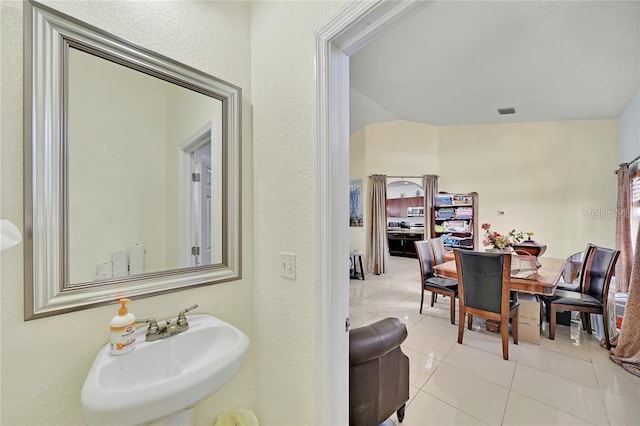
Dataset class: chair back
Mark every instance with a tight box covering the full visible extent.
[572,243,597,286]
[455,250,511,314]
[430,237,447,265]
[415,240,435,278]
[582,246,619,302]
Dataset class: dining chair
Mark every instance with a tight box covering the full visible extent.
[557,243,596,292]
[543,245,619,348]
[454,249,519,360]
[430,237,449,266]
[541,244,596,329]
[415,240,458,324]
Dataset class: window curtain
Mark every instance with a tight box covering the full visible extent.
[616,163,632,293]
[367,175,388,274]
[422,175,438,240]
[610,220,640,376]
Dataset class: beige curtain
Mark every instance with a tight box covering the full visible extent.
[616,163,632,293]
[422,175,438,240]
[367,175,388,274]
[610,220,640,376]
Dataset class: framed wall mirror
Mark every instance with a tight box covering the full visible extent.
[24,1,242,320]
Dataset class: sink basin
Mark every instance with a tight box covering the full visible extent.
[81,314,249,425]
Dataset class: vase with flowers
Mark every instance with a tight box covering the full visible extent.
[481,223,533,252]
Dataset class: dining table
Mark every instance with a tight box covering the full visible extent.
[433,255,566,296]
[433,254,566,340]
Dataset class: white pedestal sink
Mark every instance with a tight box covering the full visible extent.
[81,314,249,426]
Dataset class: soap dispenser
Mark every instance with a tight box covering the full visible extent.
[110,298,136,355]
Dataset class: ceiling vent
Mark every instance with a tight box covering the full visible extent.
[498,107,516,115]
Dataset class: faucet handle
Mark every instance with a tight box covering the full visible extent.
[136,318,162,340]
[178,304,198,318]
[176,304,198,329]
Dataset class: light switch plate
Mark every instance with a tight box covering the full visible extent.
[281,252,296,280]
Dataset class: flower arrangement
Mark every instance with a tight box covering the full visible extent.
[481,223,533,250]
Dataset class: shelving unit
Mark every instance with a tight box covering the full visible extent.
[432,192,478,250]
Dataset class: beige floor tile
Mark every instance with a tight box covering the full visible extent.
[511,364,608,425]
[502,391,597,425]
[443,343,516,389]
[516,344,598,388]
[366,289,413,306]
[349,294,396,314]
[382,305,427,328]
[403,390,488,425]
[457,326,522,362]
[412,315,459,340]
[602,389,640,426]
[593,360,640,400]
[403,327,456,361]
[348,306,376,327]
[403,347,440,389]
[422,363,509,425]
[349,281,384,299]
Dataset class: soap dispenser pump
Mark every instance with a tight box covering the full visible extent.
[110,298,136,355]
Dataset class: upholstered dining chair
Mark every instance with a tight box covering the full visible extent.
[415,240,458,324]
[430,237,449,266]
[454,249,519,360]
[542,244,596,327]
[543,245,619,348]
[557,243,596,292]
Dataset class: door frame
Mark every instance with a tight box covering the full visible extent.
[178,121,213,267]
[314,1,427,423]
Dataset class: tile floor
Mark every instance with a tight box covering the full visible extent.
[350,256,640,426]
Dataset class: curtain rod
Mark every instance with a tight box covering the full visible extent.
[614,155,640,174]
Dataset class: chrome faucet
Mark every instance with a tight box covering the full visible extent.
[136,304,199,342]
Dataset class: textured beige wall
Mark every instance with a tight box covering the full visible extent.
[0,1,254,425]
[365,120,440,176]
[250,1,349,424]
[439,120,618,258]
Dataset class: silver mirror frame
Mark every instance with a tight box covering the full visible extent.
[23,1,242,320]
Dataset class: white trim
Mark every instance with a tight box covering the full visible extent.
[178,121,213,268]
[314,1,428,423]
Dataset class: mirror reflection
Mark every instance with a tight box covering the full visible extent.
[67,48,223,285]
[25,0,241,319]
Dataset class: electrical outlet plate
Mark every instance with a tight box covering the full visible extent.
[281,252,296,280]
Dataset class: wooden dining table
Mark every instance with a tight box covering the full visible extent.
[433,256,566,296]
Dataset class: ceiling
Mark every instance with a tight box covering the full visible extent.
[349,1,640,133]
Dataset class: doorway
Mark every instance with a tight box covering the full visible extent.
[315,1,428,423]
[178,121,217,268]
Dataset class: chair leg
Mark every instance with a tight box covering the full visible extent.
[549,304,557,340]
[601,309,611,350]
[467,314,473,330]
[430,292,436,307]
[512,310,519,345]
[584,313,592,335]
[580,311,588,331]
[501,318,509,360]
[449,295,455,325]
[397,403,406,423]
[420,287,425,314]
[458,312,465,344]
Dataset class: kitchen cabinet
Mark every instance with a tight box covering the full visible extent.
[387,196,423,218]
[388,232,423,258]
[432,192,478,250]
